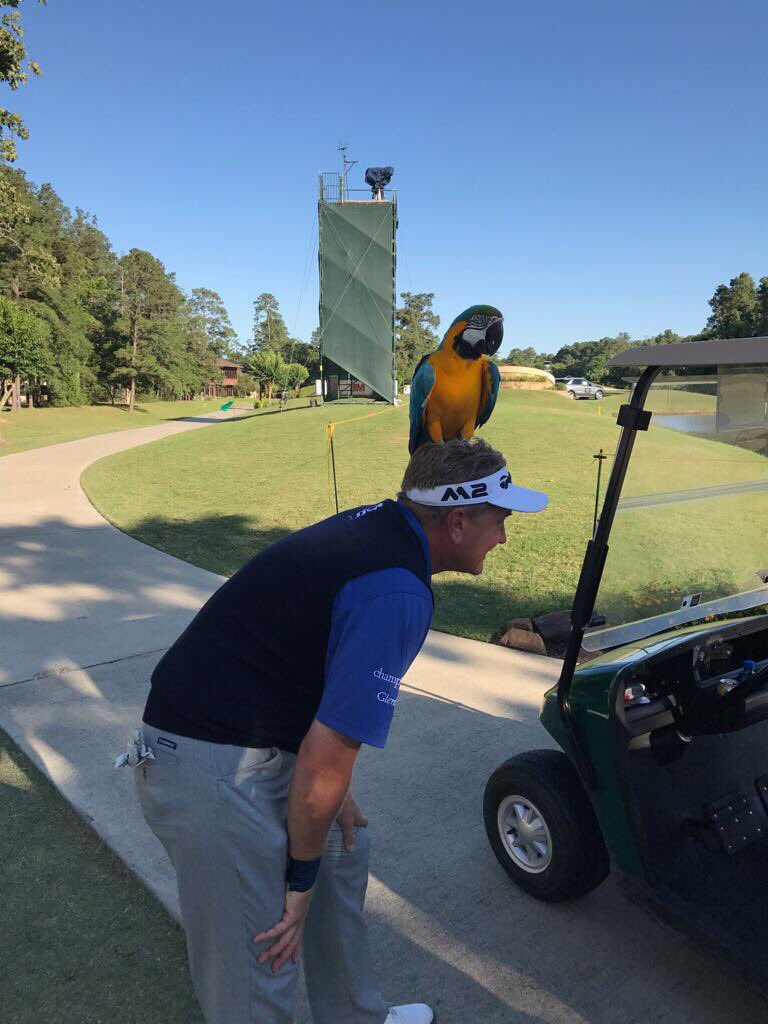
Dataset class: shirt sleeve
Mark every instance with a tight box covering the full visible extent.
[316,568,433,748]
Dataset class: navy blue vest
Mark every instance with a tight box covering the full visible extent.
[143,500,432,752]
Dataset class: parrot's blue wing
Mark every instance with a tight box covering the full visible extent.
[477,360,500,428]
[408,357,436,454]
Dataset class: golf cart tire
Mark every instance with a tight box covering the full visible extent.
[483,749,609,902]
[567,390,576,399]
[594,389,604,400]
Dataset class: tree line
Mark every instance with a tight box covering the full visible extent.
[392,277,768,390]
[3,167,764,408]
[142,269,768,401]
[0,163,330,411]
[504,272,768,388]
[0,164,247,409]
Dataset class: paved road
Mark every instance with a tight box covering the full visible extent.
[0,416,765,1023]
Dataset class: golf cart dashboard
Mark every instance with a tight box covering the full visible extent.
[617,620,768,740]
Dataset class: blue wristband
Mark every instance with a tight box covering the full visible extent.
[286,856,321,892]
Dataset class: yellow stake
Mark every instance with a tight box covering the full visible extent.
[324,405,401,509]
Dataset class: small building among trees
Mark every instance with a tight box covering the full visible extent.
[205,358,243,398]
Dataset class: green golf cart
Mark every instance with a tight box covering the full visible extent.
[484,337,768,982]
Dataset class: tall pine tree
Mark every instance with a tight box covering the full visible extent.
[114,249,186,411]
[189,287,239,358]
[251,292,289,353]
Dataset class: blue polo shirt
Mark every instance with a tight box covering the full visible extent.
[144,500,434,752]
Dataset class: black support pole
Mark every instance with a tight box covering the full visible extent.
[593,448,607,537]
[330,431,339,514]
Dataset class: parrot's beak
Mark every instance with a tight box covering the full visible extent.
[483,318,503,356]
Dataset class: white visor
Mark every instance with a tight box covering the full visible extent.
[406,467,548,513]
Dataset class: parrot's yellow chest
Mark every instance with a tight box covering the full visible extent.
[425,350,485,440]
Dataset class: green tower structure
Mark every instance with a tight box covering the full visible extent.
[318,172,397,403]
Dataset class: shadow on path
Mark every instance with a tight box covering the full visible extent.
[0,513,288,685]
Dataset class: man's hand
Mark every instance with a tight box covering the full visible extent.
[336,792,369,852]
[254,720,362,973]
[253,889,313,973]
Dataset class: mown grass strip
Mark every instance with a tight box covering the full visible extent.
[0,728,202,1024]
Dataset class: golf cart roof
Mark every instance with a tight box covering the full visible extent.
[609,336,768,368]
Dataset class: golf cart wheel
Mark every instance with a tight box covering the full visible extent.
[594,389,604,400]
[567,389,576,399]
[483,749,609,902]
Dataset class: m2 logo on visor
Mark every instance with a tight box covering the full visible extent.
[440,482,489,502]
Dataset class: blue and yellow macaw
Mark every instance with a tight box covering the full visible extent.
[408,304,503,454]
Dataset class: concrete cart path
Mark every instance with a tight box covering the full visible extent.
[1,418,766,1023]
[0,413,236,686]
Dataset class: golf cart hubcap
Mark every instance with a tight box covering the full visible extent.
[497,794,552,873]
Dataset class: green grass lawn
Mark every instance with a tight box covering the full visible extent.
[0,398,258,458]
[0,728,202,1024]
[82,388,768,641]
[83,389,750,642]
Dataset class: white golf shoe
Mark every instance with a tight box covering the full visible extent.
[384,1004,434,1024]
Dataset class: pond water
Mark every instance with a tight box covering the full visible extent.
[654,413,718,434]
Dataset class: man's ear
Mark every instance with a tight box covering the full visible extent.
[445,507,467,544]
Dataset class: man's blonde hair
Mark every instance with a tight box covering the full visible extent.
[398,438,506,523]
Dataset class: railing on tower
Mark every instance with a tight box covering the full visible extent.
[319,172,396,204]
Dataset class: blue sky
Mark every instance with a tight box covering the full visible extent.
[13,0,768,353]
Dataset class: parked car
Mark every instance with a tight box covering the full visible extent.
[556,376,604,400]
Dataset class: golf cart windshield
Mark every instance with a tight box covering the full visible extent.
[584,364,768,652]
